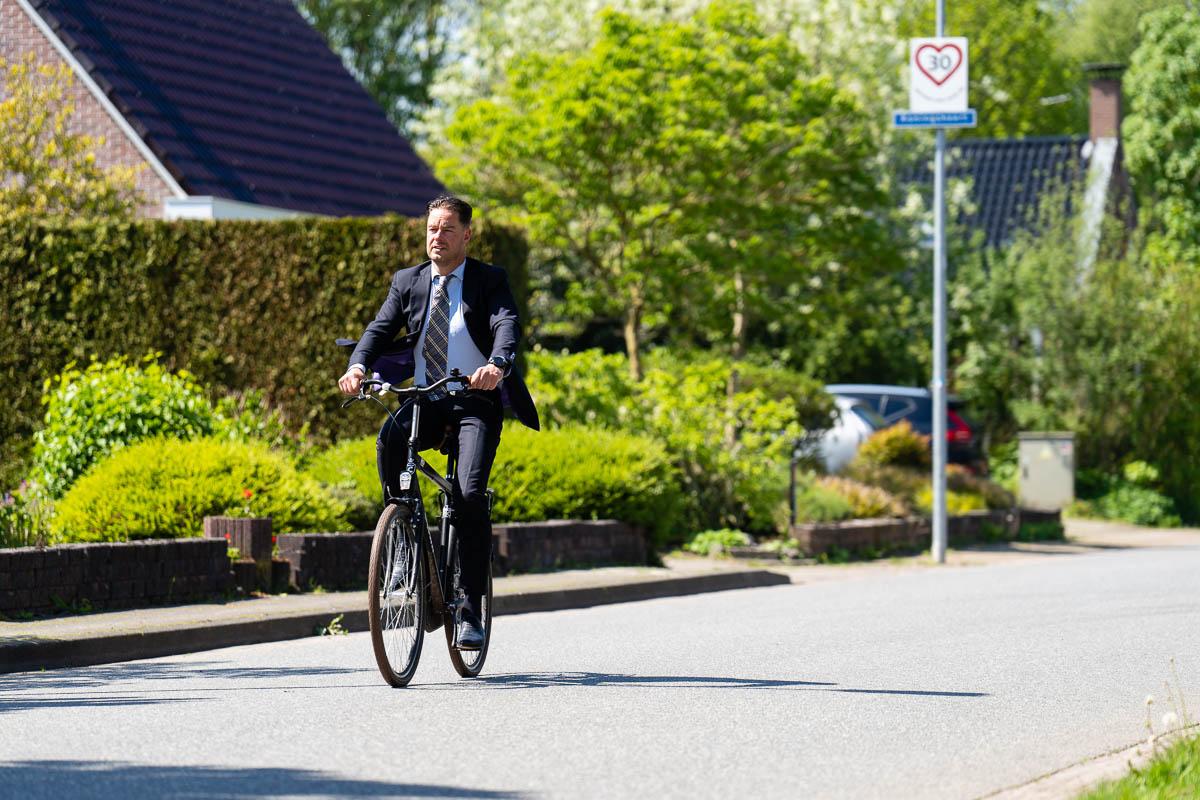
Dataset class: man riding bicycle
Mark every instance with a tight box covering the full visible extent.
[338,195,539,649]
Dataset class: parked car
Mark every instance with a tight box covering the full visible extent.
[815,395,887,473]
[825,384,986,472]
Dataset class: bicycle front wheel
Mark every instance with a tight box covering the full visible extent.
[367,503,426,687]
[445,550,493,678]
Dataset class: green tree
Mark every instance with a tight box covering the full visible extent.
[437,2,889,381]
[901,0,1085,138]
[1054,0,1179,67]
[0,55,141,219]
[296,0,449,135]
[1122,4,1200,256]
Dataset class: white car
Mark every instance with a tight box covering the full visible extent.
[816,395,886,473]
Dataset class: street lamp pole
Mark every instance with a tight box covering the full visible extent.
[931,0,948,564]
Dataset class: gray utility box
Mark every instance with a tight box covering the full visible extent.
[1018,432,1075,511]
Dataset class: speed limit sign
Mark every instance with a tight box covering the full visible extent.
[909,37,968,112]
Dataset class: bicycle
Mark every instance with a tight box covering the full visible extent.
[341,370,494,687]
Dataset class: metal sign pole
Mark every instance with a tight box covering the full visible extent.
[931,0,948,564]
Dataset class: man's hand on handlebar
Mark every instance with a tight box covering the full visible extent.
[338,365,366,395]
[469,363,504,391]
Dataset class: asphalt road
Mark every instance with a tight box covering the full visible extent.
[2,542,1199,799]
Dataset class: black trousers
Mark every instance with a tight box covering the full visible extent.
[377,390,502,612]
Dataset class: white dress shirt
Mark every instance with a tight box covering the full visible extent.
[414,261,487,386]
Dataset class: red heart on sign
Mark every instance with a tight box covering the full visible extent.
[915,43,963,86]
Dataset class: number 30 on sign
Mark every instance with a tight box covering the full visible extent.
[909,37,968,113]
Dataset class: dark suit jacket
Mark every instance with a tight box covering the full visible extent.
[347,257,540,430]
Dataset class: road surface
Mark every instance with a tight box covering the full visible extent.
[2,539,1198,798]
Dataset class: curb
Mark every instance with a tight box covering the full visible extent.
[0,568,789,674]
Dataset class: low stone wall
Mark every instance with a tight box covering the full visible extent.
[790,508,1055,557]
[274,519,647,590]
[0,519,650,615]
[0,539,230,615]
[494,520,646,574]
[276,532,374,592]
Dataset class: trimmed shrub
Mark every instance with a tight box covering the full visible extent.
[51,437,348,542]
[853,420,931,470]
[32,356,219,498]
[447,425,685,547]
[302,436,382,530]
[304,426,686,546]
[817,476,909,518]
[0,216,528,489]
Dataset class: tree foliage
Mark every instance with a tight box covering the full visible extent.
[0,55,141,219]
[900,0,1084,138]
[437,2,891,379]
[1054,0,1179,67]
[952,194,1200,522]
[1122,4,1200,256]
[296,0,450,135]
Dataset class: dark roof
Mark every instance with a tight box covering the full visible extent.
[910,135,1089,248]
[31,0,444,216]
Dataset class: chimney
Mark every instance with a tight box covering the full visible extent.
[1084,63,1124,141]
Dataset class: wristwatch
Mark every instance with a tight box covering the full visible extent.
[488,355,511,375]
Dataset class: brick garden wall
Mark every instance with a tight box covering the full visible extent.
[0,0,175,216]
[790,508,1062,557]
[0,538,230,615]
[276,520,648,591]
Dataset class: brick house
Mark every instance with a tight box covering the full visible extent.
[1,0,444,219]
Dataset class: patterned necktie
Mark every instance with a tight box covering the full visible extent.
[422,273,452,394]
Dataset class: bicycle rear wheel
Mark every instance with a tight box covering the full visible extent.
[367,503,426,687]
[445,547,492,678]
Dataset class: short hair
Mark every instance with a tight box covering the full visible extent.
[426,195,472,226]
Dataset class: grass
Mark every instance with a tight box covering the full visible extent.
[1079,731,1199,799]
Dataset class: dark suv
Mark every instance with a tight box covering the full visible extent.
[825,384,985,472]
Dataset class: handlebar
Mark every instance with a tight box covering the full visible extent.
[340,370,472,408]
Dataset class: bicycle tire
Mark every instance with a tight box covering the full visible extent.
[367,503,426,687]
[445,547,493,678]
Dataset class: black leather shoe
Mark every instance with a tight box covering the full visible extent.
[456,614,484,650]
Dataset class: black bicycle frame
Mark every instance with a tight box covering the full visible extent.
[396,397,461,613]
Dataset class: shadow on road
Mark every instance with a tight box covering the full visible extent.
[0,660,375,694]
[417,671,988,698]
[0,694,209,715]
[0,760,525,798]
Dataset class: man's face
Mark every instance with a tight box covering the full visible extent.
[426,207,471,267]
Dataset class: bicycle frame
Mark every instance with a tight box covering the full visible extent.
[394,397,462,616]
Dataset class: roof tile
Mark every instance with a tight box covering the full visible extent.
[31,0,444,216]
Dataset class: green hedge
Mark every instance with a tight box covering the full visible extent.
[304,425,686,546]
[51,437,348,542]
[0,216,528,489]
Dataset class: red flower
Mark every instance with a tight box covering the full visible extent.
[242,488,253,500]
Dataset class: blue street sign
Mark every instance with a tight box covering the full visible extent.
[893,109,977,129]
